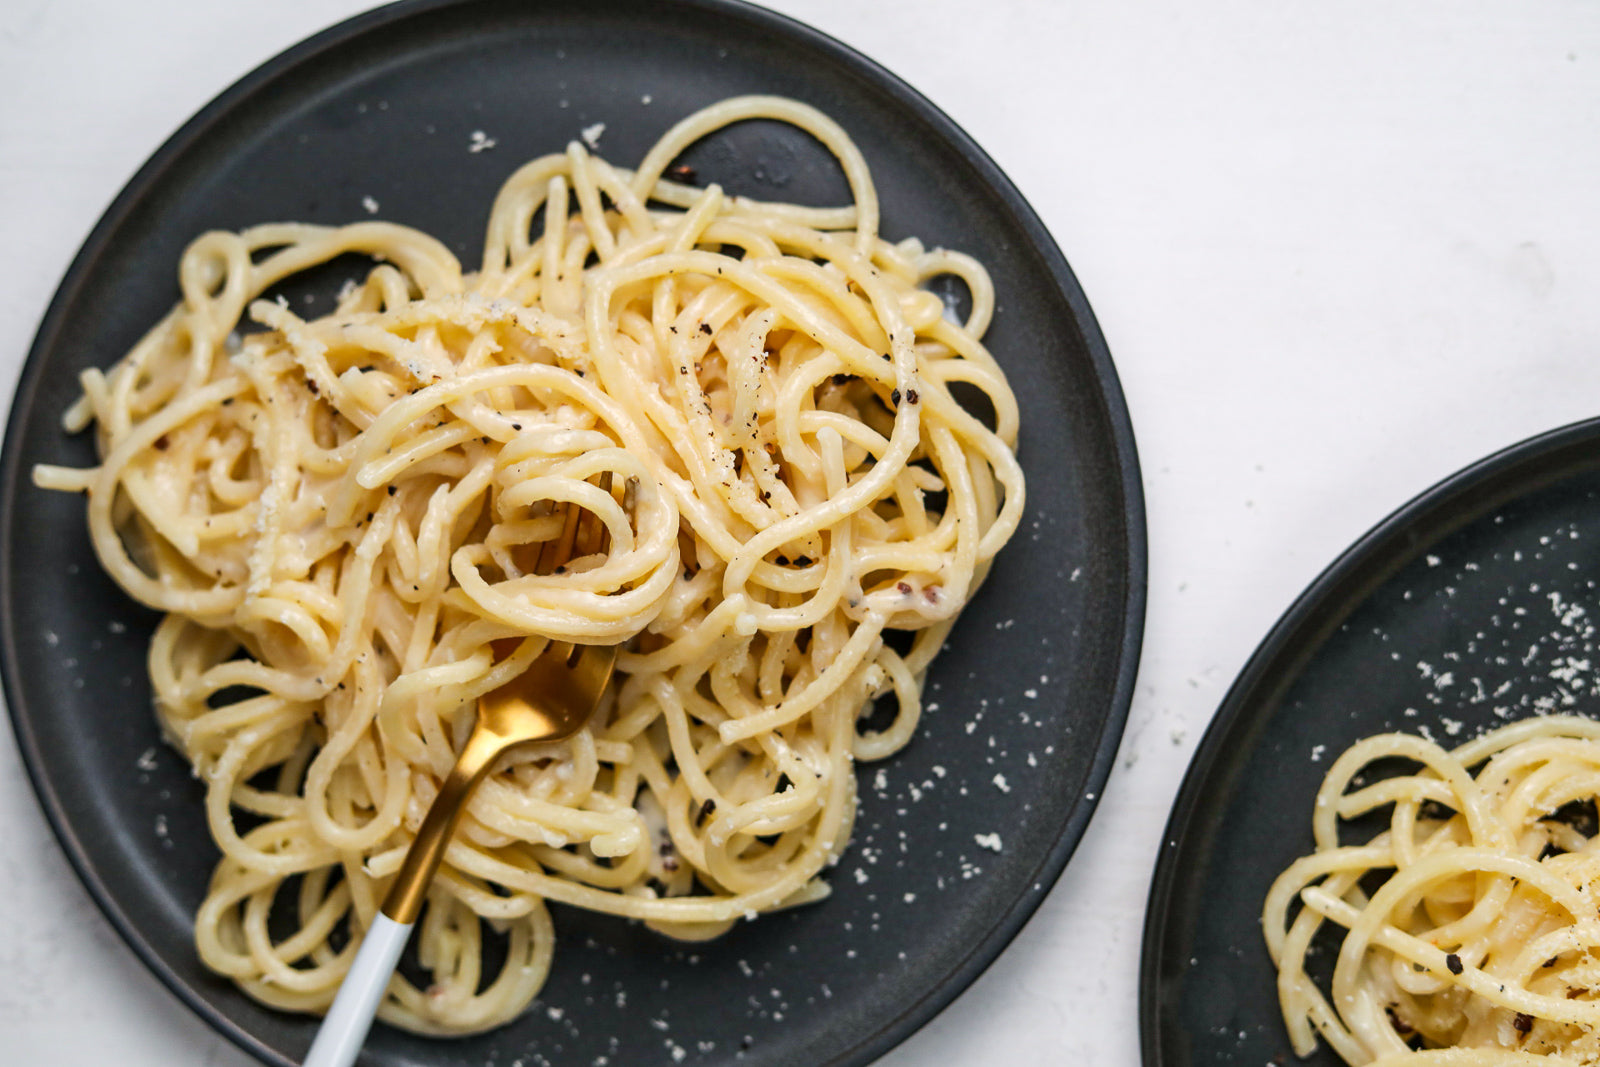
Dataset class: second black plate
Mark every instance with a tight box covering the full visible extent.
[1142,416,1600,1065]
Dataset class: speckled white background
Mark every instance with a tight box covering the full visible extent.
[4,1,1600,1063]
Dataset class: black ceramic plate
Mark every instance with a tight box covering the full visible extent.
[3,1,1143,1066]
[1139,416,1600,1066]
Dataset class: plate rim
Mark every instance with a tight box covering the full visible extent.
[2,1,1148,1064]
[1136,414,1600,1066]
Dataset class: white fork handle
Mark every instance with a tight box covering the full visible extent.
[302,913,413,1067]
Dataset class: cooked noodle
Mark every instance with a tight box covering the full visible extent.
[32,96,1024,1033]
[1265,715,1600,1065]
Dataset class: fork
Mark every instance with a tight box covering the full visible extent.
[303,481,620,1067]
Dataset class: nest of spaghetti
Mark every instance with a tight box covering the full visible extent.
[1265,715,1600,1065]
[33,96,1024,1034]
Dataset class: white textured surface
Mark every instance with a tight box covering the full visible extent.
[4,1,1600,1063]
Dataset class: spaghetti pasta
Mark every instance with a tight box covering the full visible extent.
[32,96,1024,1034]
[1265,715,1600,1065]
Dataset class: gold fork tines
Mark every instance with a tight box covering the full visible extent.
[380,475,620,925]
